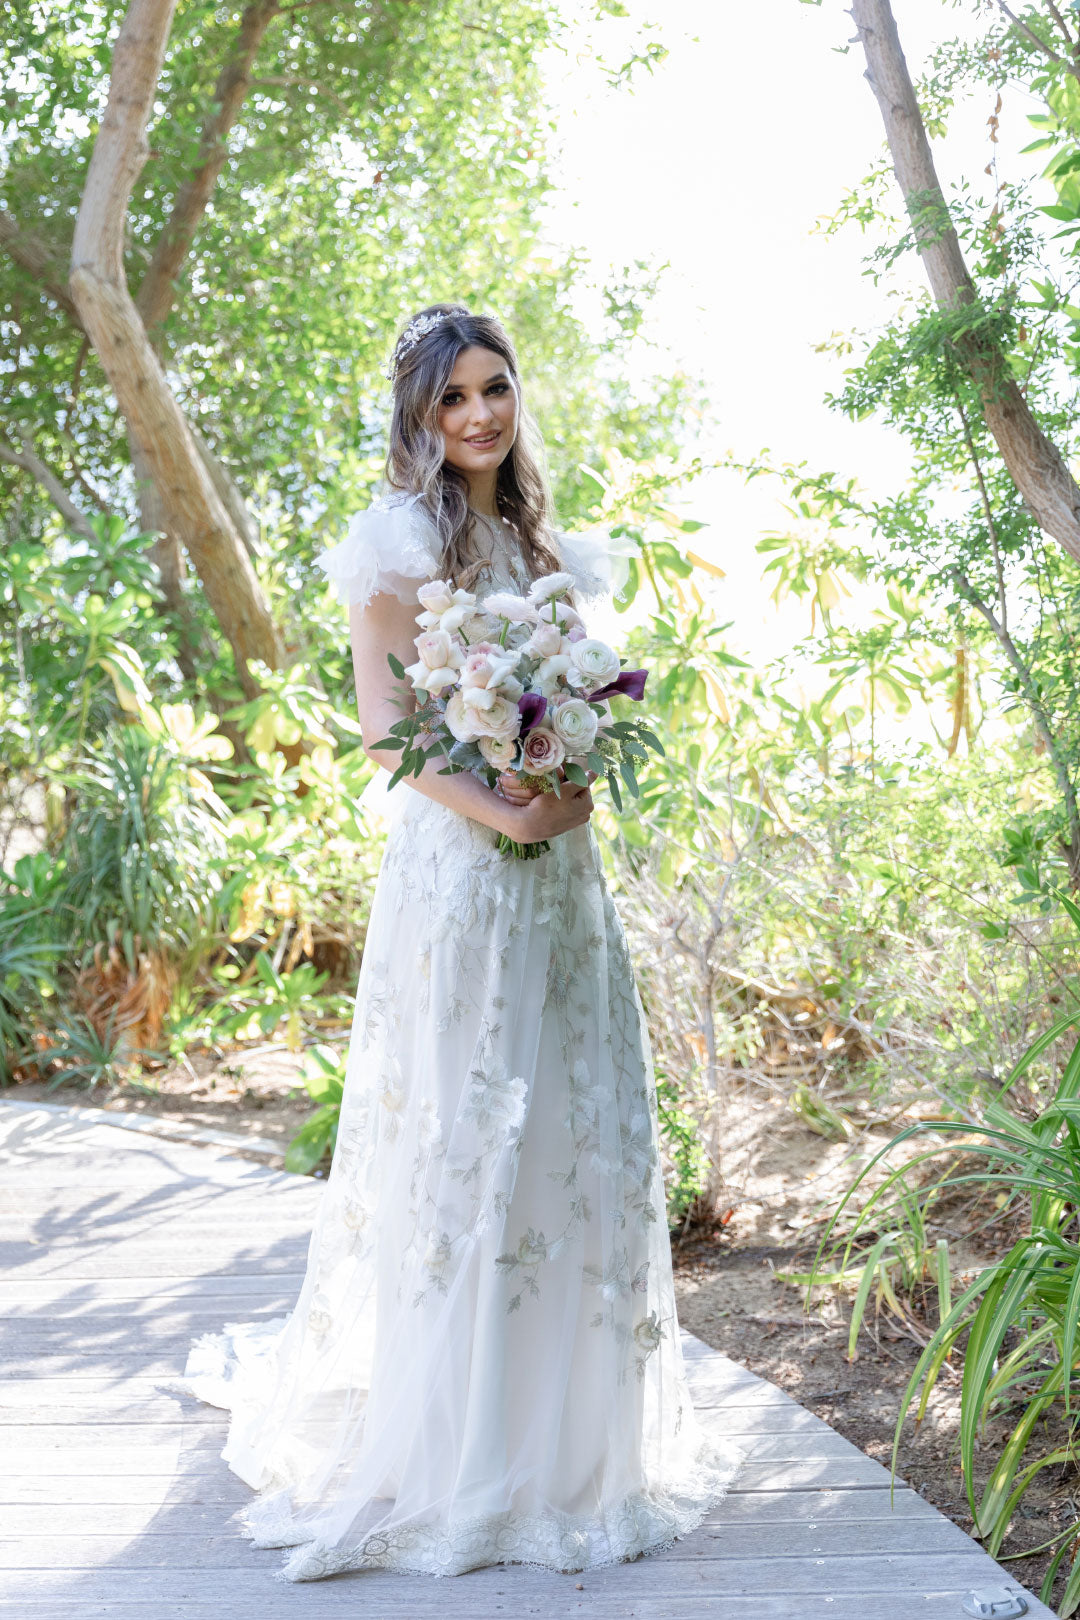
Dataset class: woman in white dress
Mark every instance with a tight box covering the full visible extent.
[178,304,743,1581]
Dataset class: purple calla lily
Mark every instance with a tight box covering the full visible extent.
[517,692,548,733]
[588,668,648,704]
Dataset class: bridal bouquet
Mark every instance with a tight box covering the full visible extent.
[371,569,664,859]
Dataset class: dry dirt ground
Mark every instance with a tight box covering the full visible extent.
[9,1059,1077,1608]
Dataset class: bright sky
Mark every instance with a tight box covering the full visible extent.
[542,0,1052,660]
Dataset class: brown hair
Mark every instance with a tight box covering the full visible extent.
[385,303,565,593]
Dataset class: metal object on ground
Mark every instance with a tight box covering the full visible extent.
[962,1590,1029,1619]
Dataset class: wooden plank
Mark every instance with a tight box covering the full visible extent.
[0,1552,1011,1596]
[0,1600,1048,1620]
[0,1495,938,1536]
[0,1276,306,1302]
[0,1511,978,1559]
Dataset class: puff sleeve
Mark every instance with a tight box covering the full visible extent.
[555,527,634,607]
[313,493,443,611]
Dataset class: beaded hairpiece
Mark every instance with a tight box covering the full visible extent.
[385,311,452,384]
[384,309,500,385]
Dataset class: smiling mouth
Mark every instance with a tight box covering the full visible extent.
[464,431,500,447]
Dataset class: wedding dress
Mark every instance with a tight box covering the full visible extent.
[176,491,743,1581]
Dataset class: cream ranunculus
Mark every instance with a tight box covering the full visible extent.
[444,690,482,742]
[461,684,498,711]
[526,571,575,605]
[521,726,565,774]
[482,591,538,624]
[470,695,522,743]
[535,652,572,697]
[477,734,518,770]
[549,697,598,753]
[568,637,620,690]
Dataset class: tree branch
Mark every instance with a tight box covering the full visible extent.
[135,0,282,331]
[1045,1,1075,48]
[851,0,1080,562]
[0,427,99,542]
[952,566,1080,878]
[996,1,1070,68]
[0,208,84,329]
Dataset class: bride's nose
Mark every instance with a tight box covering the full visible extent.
[466,393,496,428]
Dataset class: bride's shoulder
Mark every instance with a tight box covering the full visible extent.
[551,522,633,606]
[313,489,444,610]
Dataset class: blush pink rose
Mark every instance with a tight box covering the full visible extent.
[521,726,566,775]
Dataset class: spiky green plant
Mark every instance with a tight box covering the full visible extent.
[808,892,1080,1614]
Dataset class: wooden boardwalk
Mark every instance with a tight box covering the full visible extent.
[0,1100,1051,1619]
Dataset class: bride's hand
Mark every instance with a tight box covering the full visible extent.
[497,765,596,807]
[496,770,542,807]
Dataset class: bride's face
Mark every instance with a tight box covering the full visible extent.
[437,345,519,480]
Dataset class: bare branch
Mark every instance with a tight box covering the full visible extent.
[952,566,1080,879]
[996,1,1069,66]
[249,73,350,115]
[135,0,282,331]
[0,427,98,541]
[0,209,84,328]
[1045,1,1075,48]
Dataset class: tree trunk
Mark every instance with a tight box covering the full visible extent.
[850,0,1080,563]
[69,0,282,698]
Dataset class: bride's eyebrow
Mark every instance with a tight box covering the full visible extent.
[446,372,510,389]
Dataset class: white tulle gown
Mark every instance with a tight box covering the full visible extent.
[177,492,743,1581]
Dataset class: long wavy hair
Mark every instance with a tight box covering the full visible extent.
[384,303,566,594]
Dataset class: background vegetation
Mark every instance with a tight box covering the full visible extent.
[8,0,1080,1608]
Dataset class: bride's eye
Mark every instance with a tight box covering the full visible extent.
[487,383,509,395]
[441,390,463,406]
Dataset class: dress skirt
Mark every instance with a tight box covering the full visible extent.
[178,790,743,1580]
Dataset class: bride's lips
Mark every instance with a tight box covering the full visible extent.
[464,430,501,448]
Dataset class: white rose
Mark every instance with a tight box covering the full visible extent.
[417,579,456,614]
[527,571,576,604]
[522,620,564,659]
[478,734,518,770]
[416,630,455,670]
[549,697,598,753]
[568,637,620,689]
[470,695,522,742]
[460,642,521,693]
[500,674,524,701]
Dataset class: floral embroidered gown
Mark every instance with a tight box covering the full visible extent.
[177,492,743,1581]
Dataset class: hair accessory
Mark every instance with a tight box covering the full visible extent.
[385,311,453,383]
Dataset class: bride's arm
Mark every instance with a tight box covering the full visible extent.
[349,591,544,838]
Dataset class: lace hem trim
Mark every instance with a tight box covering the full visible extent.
[237,1443,746,1582]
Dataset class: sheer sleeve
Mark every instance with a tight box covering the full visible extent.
[313,493,443,611]
[555,527,633,607]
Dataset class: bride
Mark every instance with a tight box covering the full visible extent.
[177,303,743,1581]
